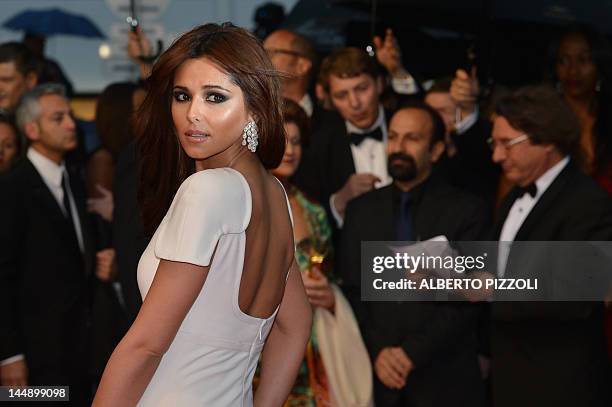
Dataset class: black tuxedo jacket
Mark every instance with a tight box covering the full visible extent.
[489,161,612,407]
[294,109,357,207]
[309,98,332,135]
[339,179,488,407]
[0,158,95,402]
[294,109,395,246]
[434,118,500,209]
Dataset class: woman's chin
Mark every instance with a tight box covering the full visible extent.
[271,164,296,179]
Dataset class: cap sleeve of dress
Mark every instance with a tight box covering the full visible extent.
[154,168,252,266]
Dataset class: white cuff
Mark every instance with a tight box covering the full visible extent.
[329,194,344,229]
[455,108,479,135]
[1,354,24,366]
[391,74,419,95]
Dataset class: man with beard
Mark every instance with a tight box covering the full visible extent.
[339,103,488,407]
[294,44,422,238]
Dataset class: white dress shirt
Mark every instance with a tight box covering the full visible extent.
[497,156,570,276]
[329,105,392,227]
[391,74,419,95]
[455,109,479,135]
[298,93,314,117]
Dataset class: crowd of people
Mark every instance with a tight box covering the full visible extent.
[0,15,611,407]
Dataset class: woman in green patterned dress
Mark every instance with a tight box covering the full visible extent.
[267,98,336,406]
[255,98,373,407]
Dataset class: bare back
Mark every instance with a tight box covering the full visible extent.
[233,162,295,319]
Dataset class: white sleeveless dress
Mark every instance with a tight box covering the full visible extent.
[136,168,291,406]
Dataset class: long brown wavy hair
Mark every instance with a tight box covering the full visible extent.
[136,23,285,236]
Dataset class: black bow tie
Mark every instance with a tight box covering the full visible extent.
[349,127,383,146]
[517,183,537,198]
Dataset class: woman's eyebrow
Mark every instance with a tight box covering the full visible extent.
[172,84,231,93]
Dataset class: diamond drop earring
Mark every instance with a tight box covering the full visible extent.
[241,121,258,152]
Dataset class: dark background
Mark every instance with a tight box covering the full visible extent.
[283,0,612,86]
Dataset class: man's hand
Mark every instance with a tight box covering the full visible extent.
[374,347,413,389]
[301,267,335,313]
[96,249,118,282]
[127,27,153,79]
[373,28,406,78]
[333,173,381,218]
[450,68,479,118]
[0,359,28,387]
[127,27,152,62]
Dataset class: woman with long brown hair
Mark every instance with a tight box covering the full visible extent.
[92,23,312,406]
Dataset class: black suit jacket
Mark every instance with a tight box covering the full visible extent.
[294,109,355,207]
[308,97,332,135]
[294,108,397,247]
[490,160,612,407]
[339,178,488,407]
[0,158,95,400]
[434,118,500,209]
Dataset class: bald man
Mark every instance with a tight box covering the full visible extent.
[264,30,317,116]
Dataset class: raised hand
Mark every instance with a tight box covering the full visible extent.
[450,67,480,117]
[373,28,406,78]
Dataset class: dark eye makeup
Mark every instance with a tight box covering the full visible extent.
[172,89,227,104]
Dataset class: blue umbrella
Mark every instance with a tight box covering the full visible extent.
[2,8,106,39]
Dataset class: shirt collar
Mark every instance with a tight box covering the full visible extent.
[345,105,386,135]
[298,94,313,117]
[27,147,65,188]
[533,156,570,199]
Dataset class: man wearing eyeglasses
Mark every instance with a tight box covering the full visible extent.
[264,30,317,116]
[488,84,612,407]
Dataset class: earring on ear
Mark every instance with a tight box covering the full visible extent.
[242,121,258,152]
[596,79,602,92]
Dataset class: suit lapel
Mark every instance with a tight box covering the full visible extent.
[26,160,86,269]
[492,188,521,239]
[68,168,95,275]
[381,187,396,240]
[329,126,356,189]
[339,127,356,175]
[369,186,395,240]
[513,163,573,241]
[25,160,70,227]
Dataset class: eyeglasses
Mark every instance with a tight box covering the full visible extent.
[265,48,305,58]
[487,134,529,151]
